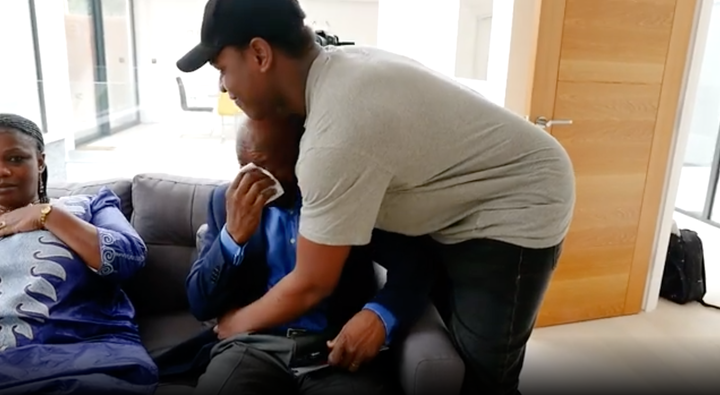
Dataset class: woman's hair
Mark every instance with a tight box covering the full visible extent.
[0,113,49,203]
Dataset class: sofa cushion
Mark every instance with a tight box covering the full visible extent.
[154,384,194,395]
[129,174,224,315]
[137,311,207,355]
[46,179,133,220]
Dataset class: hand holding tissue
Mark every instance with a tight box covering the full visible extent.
[239,163,284,205]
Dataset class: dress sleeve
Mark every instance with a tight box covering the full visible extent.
[87,187,147,283]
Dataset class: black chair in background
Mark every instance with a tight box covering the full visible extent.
[176,77,213,113]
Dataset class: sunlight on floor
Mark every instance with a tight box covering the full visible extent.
[68,116,240,183]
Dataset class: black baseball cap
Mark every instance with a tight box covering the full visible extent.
[176,0,307,73]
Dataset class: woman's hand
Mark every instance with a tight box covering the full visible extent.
[0,204,45,237]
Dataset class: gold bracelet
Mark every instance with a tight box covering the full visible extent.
[39,204,53,227]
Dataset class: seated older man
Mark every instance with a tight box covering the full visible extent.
[169,115,435,395]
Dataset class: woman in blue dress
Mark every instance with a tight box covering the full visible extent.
[0,113,157,395]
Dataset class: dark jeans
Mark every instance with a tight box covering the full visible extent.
[193,336,398,395]
[374,234,561,395]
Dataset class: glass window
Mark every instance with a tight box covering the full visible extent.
[102,0,128,16]
[67,0,234,182]
[676,1,720,219]
[67,0,91,14]
[63,0,100,141]
[0,1,44,129]
[100,0,140,130]
[10,0,384,183]
[59,0,141,144]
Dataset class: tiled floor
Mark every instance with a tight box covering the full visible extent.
[69,122,720,394]
[520,212,720,393]
[522,299,720,393]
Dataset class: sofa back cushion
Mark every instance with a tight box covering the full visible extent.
[47,179,133,220]
[48,174,226,318]
[129,174,224,315]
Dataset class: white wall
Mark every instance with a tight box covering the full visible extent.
[0,1,44,129]
[300,0,380,46]
[486,0,515,107]
[375,0,495,79]
[0,0,75,146]
[455,0,493,79]
[132,0,499,122]
[377,0,461,76]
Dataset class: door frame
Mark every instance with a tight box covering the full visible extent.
[501,0,703,314]
[28,0,49,135]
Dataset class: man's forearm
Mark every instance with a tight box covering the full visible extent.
[232,270,332,333]
[229,236,350,334]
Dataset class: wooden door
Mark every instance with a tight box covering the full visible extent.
[528,0,697,326]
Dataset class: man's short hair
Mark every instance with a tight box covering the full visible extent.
[177,0,313,73]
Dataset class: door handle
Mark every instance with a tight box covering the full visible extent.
[534,116,573,129]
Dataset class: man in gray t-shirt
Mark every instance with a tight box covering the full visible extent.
[177,0,575,394]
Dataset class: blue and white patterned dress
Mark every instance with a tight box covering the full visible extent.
[0,188,157,395]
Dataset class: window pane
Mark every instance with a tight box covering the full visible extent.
[100,0,139,129]
[64,0,100,140]
[676,1,720,215]
[67,0,91,15]
[0,1,43,128]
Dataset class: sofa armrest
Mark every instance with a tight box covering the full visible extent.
[396,304,465,395]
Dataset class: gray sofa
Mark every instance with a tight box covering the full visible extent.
[47,173,465,395]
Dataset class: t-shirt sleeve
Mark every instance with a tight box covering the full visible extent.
[297,146,392,246]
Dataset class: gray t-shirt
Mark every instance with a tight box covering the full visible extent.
[297,46,576,249]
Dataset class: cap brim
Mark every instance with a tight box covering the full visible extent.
[176,43,220,73]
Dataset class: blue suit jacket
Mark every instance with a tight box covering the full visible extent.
[186,185,378,334]
[155,185,435,378]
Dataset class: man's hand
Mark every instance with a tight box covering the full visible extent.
[225,168,275,244]
[327,309,386,372]
[214,307,248,340]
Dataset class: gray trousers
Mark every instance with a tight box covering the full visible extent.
[193,334,399,395]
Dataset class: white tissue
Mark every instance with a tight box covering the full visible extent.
[239,162,284,205]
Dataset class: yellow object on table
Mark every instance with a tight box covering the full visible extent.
[217,91,242,116]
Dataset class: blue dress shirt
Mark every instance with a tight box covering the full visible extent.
[217,202,398,342]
